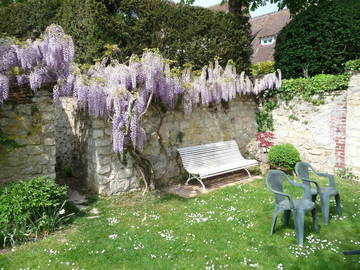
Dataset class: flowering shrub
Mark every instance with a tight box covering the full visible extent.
[0,25,282,155]
[255,132,274,151]
[0,176,71,247]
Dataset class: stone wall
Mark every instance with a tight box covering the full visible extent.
[3,74,358,193]
[271,73,360,175]
[272,92,347,172]
[141,96,258,184]
[54,96,258,195]
[0,88,56,184]
[345,74,360,175]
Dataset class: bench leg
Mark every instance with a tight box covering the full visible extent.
[185,174,206,192]
[244,169,251,178]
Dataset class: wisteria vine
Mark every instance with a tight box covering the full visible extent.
[0,25,282,154]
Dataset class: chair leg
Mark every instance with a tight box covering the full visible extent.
[283,210,291,226]
[294,209,305,246]
[335,194,342,216]
[311,208,319,233]
[271,208,281,234]
[320,194,330,225]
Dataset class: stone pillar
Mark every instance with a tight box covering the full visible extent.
[85,119,140,195]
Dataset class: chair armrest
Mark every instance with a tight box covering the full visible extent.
[285,175,312,201]
[313,171,336,187]
[301,177,321,193]
[265,181,295,209]
[273,190,295,209]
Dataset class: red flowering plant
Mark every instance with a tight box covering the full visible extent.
[256,132,274,153]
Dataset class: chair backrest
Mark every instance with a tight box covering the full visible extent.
[295,161,313,189]
[265,170,288,204]
[177,140,244,172]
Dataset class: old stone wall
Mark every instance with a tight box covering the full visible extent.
[3,74,358,193]
[54,96,258,195]
[345,74,360,175]
[271,92,347,172]
[271,73,360,175]
[141,96,258,184]
[0,88,56,184]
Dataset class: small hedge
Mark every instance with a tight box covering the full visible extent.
[268,144,301,171]
[279,73,350,104]
[275,0,360,78]
[345,59,360,73]
[0,177,71,247]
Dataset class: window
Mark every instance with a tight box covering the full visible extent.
[260,36,275,46]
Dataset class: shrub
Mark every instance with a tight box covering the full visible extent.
[275,0,360,78]
[345,59,360,73]
[0,177,72,247]
[251,61,275,77]
[0,0,60,40]
[55,0,112,63]
[0,0,252,69]
[268,144,301,171]
[110,0,252,71]
[279,73,350,104]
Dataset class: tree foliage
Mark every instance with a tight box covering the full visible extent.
[0,0,252,70]
[274,0,360,78]
[182,0,329,15]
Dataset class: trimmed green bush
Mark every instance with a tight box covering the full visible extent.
[268,144,301,171]
[345,59,360,73]
[275,0,360,78]
[0,177,70,247]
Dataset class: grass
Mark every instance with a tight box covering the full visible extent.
[0,177,359,270]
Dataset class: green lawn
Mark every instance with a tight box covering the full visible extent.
[1,177,359,270]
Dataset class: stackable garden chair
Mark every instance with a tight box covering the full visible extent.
[265,170,319,246]
[295,161,342,225]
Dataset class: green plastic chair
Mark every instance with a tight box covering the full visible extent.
[295,161,342,225]
[265,170,319,246]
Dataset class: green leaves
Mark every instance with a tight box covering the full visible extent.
[275,0,360,79]
[268,144,301,171]
[0,176,68,246]
[345,58,360,72]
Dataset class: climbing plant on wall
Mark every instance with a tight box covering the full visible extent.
[0,25,281,189]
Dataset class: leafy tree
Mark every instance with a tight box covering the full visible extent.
[181,0,329,15]
[274,0,360,78]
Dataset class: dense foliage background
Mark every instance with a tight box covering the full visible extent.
[0,0,252,70]
[274,0,360,79]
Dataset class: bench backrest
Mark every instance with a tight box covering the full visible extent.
[177,140,244,171]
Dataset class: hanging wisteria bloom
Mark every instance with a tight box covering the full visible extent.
[0,24,282,154]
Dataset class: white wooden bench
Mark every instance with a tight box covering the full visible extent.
[177,140,258,191]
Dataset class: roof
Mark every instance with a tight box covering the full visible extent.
[250,9,291,64]
[208,4,291,64]
[208,3,229,12]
